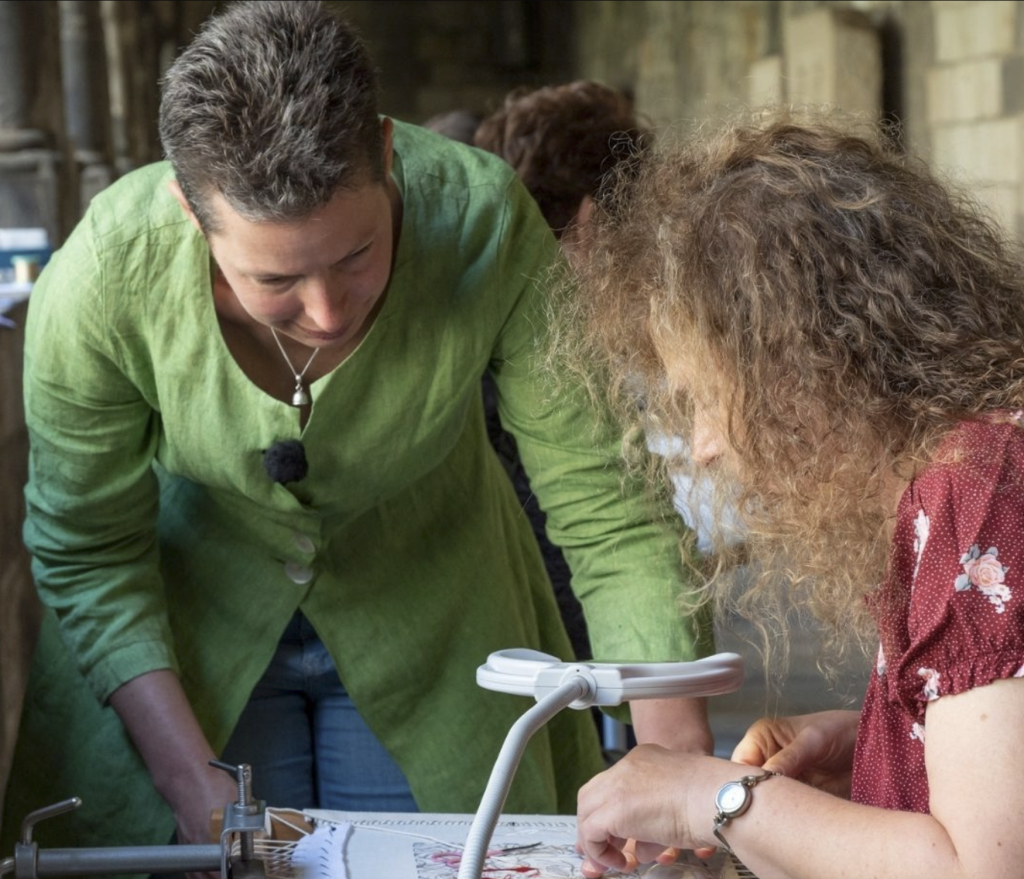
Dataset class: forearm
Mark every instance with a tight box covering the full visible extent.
[108,669,236,842]
[710,776,962,879]
[631,698,713,754]
[580,751,969,879]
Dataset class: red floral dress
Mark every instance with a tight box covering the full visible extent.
[851,416,1024,811]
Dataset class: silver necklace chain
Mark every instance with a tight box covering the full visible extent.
[270,327,320,407]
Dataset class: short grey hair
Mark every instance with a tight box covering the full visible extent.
[159,0,385,231]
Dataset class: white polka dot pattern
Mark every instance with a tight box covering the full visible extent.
[851,418,1024,812]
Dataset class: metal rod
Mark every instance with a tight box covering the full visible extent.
[33,844,222,876]
[20,799,81,846]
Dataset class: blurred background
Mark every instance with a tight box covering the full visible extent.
[0,0,1009,809]
[4,1,1020,243]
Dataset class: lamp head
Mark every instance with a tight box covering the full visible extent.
[476,649,745,708]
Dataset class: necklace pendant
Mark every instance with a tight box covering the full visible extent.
[270,328,319,408]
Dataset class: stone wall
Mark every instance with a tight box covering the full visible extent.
[5,2,1023,238]
[572,0,1024,236]
[926,1,1024,235]
[335,0,575,123]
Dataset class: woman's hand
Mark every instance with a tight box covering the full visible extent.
[576,745,720,877]
[166,761,241,847]
[576,712,860,877]
[109,669,238,879]
[624,697,714,868]
[731,709,859,797]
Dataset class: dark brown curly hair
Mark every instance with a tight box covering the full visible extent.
[474,80,650,238]
[556,106,1024,657]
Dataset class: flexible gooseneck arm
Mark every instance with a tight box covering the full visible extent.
[456,677,590,879]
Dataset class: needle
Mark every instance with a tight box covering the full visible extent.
[497,842,542,854]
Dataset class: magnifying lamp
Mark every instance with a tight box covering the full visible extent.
[457,649,745,879]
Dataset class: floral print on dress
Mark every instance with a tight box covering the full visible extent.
[955,545,1011,613]
[918,667,940,701]
[876,643,887,677]
[910,722,926,743]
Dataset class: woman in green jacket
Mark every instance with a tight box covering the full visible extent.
[2,0,712,863]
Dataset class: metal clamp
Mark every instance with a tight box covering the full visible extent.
[1,761,268,879]
[209,761,266,879]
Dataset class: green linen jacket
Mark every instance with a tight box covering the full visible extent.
[1,121,710,860]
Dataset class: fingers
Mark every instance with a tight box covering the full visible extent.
[757,730,811,779]
[655,845,680,865]
[582,839,679,876]
[733,736,797,779]
[759,750,799,778]
[576,747,700,873]
[730,717,782,766]
[622,838,641,865]
[619,839,673,867]
[729,734,767,767]
[577,806,642,873]
[579,837,634,877]
[630,841,679,865]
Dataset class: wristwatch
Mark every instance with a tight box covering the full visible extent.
[712,769,781,854]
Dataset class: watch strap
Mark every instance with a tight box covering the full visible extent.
[712,769,781,854]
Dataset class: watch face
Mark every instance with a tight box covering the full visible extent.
[715,781,749,815]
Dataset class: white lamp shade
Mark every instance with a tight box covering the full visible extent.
[476,648,745,706]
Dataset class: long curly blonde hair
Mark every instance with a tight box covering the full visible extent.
[554,106,1024,662]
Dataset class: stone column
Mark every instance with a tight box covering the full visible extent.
[0,1,64,251]
[58,0,114,211]
[0,1,47,151]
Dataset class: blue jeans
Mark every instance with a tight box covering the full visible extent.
[219,612,418,812]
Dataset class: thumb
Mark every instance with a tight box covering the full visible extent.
[732,735,796,778]
[730,735,767,768]
[758,749,799,779]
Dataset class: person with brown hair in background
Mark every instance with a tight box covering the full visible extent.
[474,80,649,248]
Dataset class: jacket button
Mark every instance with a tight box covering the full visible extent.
[284,561,314,584]
[293,533,315,555]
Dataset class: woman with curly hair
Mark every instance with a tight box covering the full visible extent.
[568,107,1024,878]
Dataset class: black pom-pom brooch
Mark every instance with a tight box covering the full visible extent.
[262,440,309,484]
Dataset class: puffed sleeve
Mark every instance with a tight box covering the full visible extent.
[487,177,714,664]
[889,423,1024,720]
[22,206,176,703]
